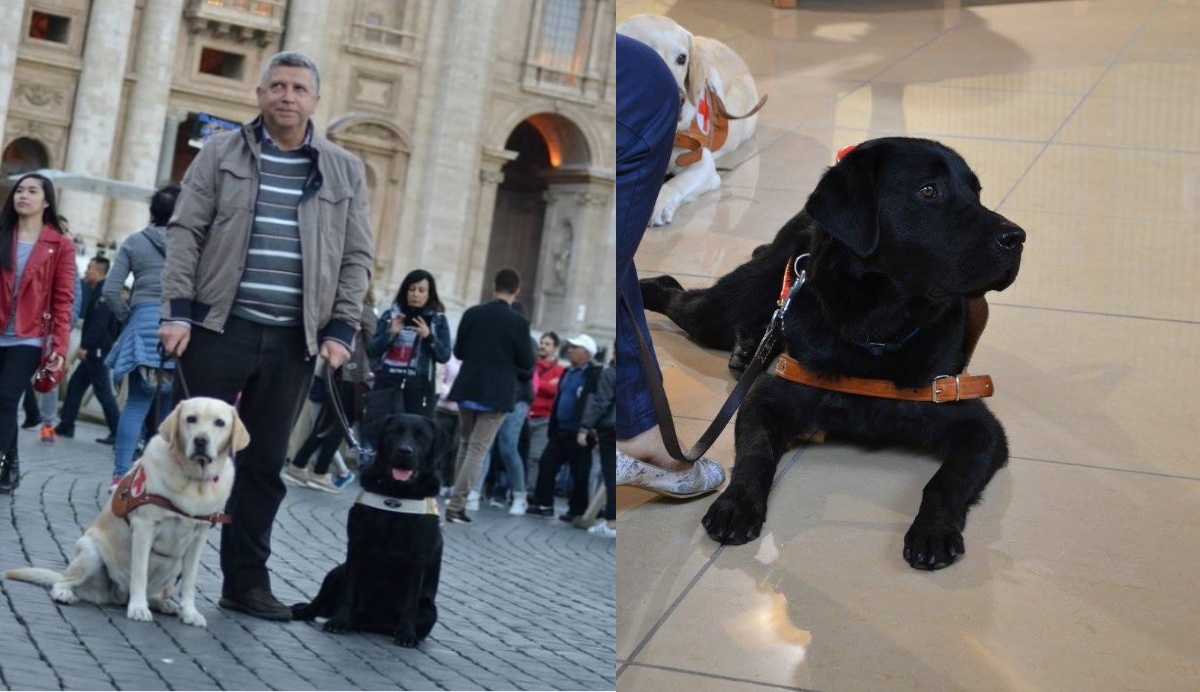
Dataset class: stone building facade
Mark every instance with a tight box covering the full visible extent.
[0,0,616,343]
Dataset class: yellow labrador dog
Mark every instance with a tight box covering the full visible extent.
[617,14,764,226]
[4,397,247,627]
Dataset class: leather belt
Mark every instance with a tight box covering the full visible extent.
[111,466,231,524]
[774,354,994,403]
[356,492,440,516]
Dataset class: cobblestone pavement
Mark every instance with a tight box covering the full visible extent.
[0,420,616,691]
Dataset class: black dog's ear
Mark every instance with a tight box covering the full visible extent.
[805,153,880,257]
[424,417,453,465]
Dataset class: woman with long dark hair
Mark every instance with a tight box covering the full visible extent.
[0,173,76,493]
[367,269,452,417]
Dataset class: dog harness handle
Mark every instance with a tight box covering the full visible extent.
[674,84,768,167]
[111,467,231,525]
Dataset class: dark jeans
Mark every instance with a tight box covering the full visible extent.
[0,346,41,460]
[598,430,615,521]
[57,354,121,435]
[531,428,594,517]
[174,317,313,596]
[615,35,683,440]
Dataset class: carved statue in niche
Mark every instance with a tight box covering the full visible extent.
[551,220,573,291]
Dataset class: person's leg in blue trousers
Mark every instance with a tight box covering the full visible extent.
[615,34,681,442]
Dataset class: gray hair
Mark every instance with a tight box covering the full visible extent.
[260,51,320,94]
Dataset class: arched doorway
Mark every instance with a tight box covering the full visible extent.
[1,137,51,197]
[484,113,592,330]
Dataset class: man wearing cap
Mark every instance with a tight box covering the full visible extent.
[527,333,603,522]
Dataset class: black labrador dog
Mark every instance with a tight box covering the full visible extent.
[292,413,449,646]
[642,137,1025,569]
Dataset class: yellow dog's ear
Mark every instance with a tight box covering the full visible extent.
[158,404,184,453]
[684,33,709,107]
[230,407,251,452]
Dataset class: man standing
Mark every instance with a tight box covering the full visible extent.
[527,334,603,522]
[54,256,120,445]
[526,331,563,490]
[159,51,373,620]
[444,268,535,524]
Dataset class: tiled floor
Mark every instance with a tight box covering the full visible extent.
[615,1,1200,690]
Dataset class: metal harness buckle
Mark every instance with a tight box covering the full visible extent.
[931,374,961,403]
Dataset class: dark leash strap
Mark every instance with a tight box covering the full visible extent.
[323,365,364,456]
[154,344,191,424]
[621,254,809,463]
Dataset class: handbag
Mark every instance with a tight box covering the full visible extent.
[32,310,62,394]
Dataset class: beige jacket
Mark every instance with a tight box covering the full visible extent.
[161,118,373,354]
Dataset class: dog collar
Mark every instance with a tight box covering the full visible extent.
[774,354,994,403]
[356,491,439,516]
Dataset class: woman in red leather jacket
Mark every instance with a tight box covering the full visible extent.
[0,173,76,493]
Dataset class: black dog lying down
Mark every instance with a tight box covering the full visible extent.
[292,414,449,646]
[641,137,1025,569]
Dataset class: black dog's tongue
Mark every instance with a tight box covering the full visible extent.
[392,468,413,482]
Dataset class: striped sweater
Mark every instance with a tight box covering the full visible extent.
[230,139,309,326]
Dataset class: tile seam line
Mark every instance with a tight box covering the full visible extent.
[1011,455,1200,483]
[995,0,1167,210]
[617,445,809,678]
[622,661,823,691]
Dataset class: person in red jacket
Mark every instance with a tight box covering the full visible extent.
[526,331,564,490]
[0,173,76,493]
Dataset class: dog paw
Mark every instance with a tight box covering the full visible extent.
[126,603,154,622]
[150,598,180,616]
[180,608,207,628]
[702,486,767,545]
[393,633,420,648]
[323,617,351,634]
[651,196,680,226]
[903,518,965,570]
[50,586,78,604]
[290,603,315,621]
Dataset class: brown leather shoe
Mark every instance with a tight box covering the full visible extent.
[218,587,292,621]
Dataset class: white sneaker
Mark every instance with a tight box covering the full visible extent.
[588,520,616,538]
[616,450,725,499]
[282,464,310,487]
[509,495,528,516]
[306,473,341,494]
[465,490,480,512]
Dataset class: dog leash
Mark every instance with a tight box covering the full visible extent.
[323,364,365,456]
[621,254,809,463]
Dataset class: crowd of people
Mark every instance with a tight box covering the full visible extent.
[0,50,617,625]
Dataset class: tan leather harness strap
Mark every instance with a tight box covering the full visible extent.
[774,354,994,403]
[111,468,231,525]
[674,85,768,167]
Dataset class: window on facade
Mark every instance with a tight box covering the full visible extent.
[199,47,246,80]
[357,0,407,48]
[536,0,585,87]
[28,11,71,44]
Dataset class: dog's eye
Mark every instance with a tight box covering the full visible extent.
[186,415,198,424]
[675,53,686,66]
[919,184,938,200]
[214,419,226,427]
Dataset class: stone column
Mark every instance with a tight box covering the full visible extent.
[459,147,517,306]
[283,0,332,128]
[156,108,188,185]
[0,0,27,146]
[415,0,501,306]
[109,0,185,241]
[61,0,136,246]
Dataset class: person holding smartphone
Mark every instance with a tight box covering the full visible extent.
[368,268,452,417]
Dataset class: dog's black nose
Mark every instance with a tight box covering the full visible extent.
[398,445,414,457]
[996,224,1026,250]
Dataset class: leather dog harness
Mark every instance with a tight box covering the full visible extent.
[674,81,768,167]
[356,491,440,516]
[771,255,995,403]
[111,466,231,525]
